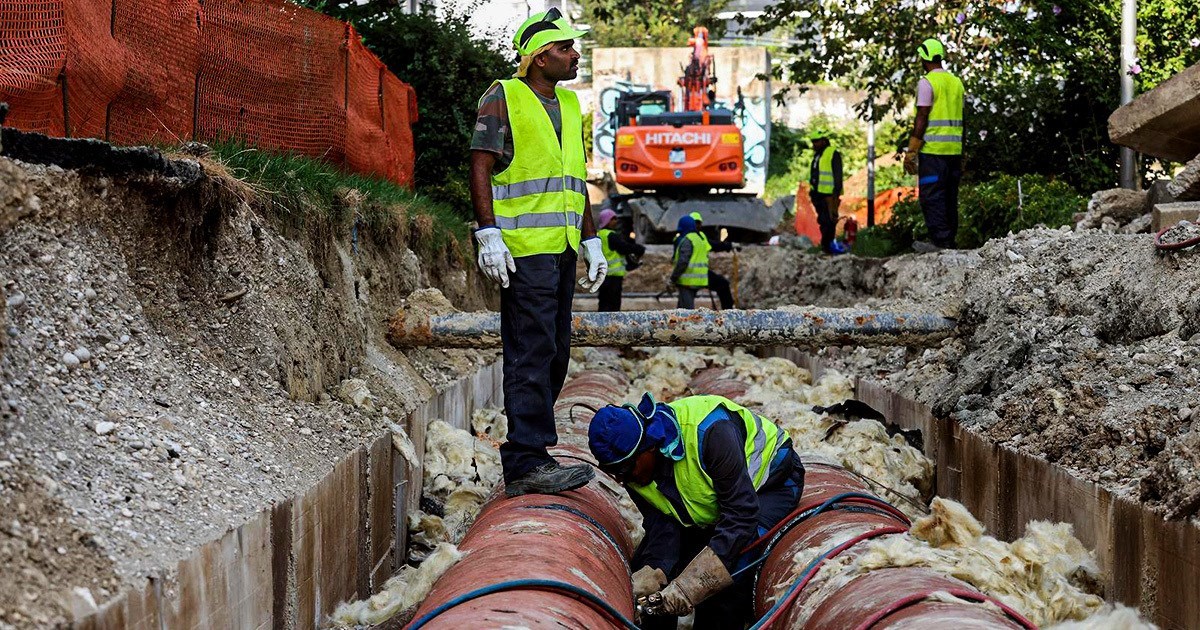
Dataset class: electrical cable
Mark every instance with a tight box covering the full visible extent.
[404,578,641,630]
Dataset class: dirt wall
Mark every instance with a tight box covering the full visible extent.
[0,156,493,627]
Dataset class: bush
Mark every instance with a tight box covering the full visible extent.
[868,174,1083,254]
[765,114,909,202]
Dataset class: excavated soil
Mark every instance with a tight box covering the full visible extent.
[0,156,494,627]
[745,228,1200,521]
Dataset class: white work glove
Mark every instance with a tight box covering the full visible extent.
[578,237,607,294]
[474,227,516,288]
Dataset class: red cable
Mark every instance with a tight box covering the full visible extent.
[756,525,909,630]
[850,588,1040,630]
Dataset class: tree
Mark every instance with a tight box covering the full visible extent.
[746,0,1200,192]
[295,2,513,209]
[582,0,730,47]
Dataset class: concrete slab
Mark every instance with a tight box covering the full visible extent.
[1109,62,1200,162]
[1151,201,1200,232]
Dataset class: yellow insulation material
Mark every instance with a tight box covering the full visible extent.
[329,542,463,626]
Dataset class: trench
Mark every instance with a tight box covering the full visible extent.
[72,343,1200,629]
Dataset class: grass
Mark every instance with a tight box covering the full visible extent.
[201,141,470,256]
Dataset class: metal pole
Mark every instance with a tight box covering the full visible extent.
[1119,0,1137,189]
[866,100,876,227]
[387,306,957,349]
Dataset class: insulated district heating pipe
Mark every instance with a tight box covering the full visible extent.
[406,366,635,629]
[387,307,956,350]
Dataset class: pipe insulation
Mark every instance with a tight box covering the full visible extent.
[388,303,956,349]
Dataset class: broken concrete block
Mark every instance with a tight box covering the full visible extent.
[1076,188,1148,230]
[1120,213,1153,234]
[1109,61,1200,162]
[1151,202,1200,232]
[1167,153,1200,201]
[1147,178,1178,208]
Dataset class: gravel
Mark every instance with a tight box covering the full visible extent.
[0,156,494,627]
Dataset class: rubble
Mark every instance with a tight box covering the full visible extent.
[1167,153,1200,201]
[1075,188,1149,231]
[1108,61,1200,162]
[1151,202,1200,233]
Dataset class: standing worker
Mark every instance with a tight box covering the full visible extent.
[469,8,607,497]
[903,37,965,252]
[807,130,844,255]
[596,208,646,312]
[670,215,710,309]
[688,211,734,309]
[587,393,805,628]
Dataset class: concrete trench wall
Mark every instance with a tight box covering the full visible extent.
[769,348,1200,630]
[74,361,503,630]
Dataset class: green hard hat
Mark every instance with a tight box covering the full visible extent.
[689,211,703,222]
[918,38,946,62]
[808,129,829,141]
[513,8,586,56]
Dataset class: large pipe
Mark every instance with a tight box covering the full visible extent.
[406,368,634,630]
[388,307,956,349]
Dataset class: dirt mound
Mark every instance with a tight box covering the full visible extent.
[776,228,1200,519]
[0,156,493,626]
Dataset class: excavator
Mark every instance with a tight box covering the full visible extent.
[609,27,783,243]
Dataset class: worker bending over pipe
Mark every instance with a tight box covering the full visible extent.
[588,394,805,628]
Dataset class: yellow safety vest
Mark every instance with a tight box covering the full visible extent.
[922,71,964,156]
[629,396,786,527]
[673,232,710,288]
[812,146,836,194]
[487,79,587,257]
[597,228,626,277]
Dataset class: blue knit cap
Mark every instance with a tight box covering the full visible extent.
[588,393,684,467]
[677,215,697,235]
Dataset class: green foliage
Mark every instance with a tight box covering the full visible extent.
[850,225,898,258]
[295,2,513,211]
[955,174,1082,248]
[209,142,469,255]
[765,115,912,201]
[871,174,1081,253]
[582,0,729,47]
[747,0,1200,192]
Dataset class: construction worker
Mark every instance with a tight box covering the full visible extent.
[688,211,734,309]
[904,38,965,252]
[808,130,844,254]
[469,8,606,497]
[587,393,805,628]
[596,208,645,312]
[670,215,710,309]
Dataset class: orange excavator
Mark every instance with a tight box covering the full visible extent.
[609,27,782,243]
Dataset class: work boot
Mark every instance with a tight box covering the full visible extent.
[504,461,595,497]
[911,240,944,253]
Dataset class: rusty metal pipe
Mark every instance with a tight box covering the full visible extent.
[387,307,956,349]
[406,368,634,630]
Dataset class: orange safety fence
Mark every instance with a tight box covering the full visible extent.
[794,182,916,244]
[0,0,414,186]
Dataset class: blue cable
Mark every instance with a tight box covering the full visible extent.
[747,492,906,630]
[406,578,641,630]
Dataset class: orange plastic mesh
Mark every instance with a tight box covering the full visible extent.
[0,0,415,186]
[0,0,65,133]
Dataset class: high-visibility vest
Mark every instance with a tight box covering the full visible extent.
[811,146,836,194]
[673,232,711,287]
[597,228,626,277]
[487,79,587,257]
[629,396,786,527]
[921,71,964,156]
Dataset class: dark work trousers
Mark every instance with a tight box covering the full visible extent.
[918,153,963,248]
[499,250,576,483]
[809,191,837,253]
[597,275,624,312]
[707,271,733,310]
[640,463,805,630]
[676,286,698,309]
